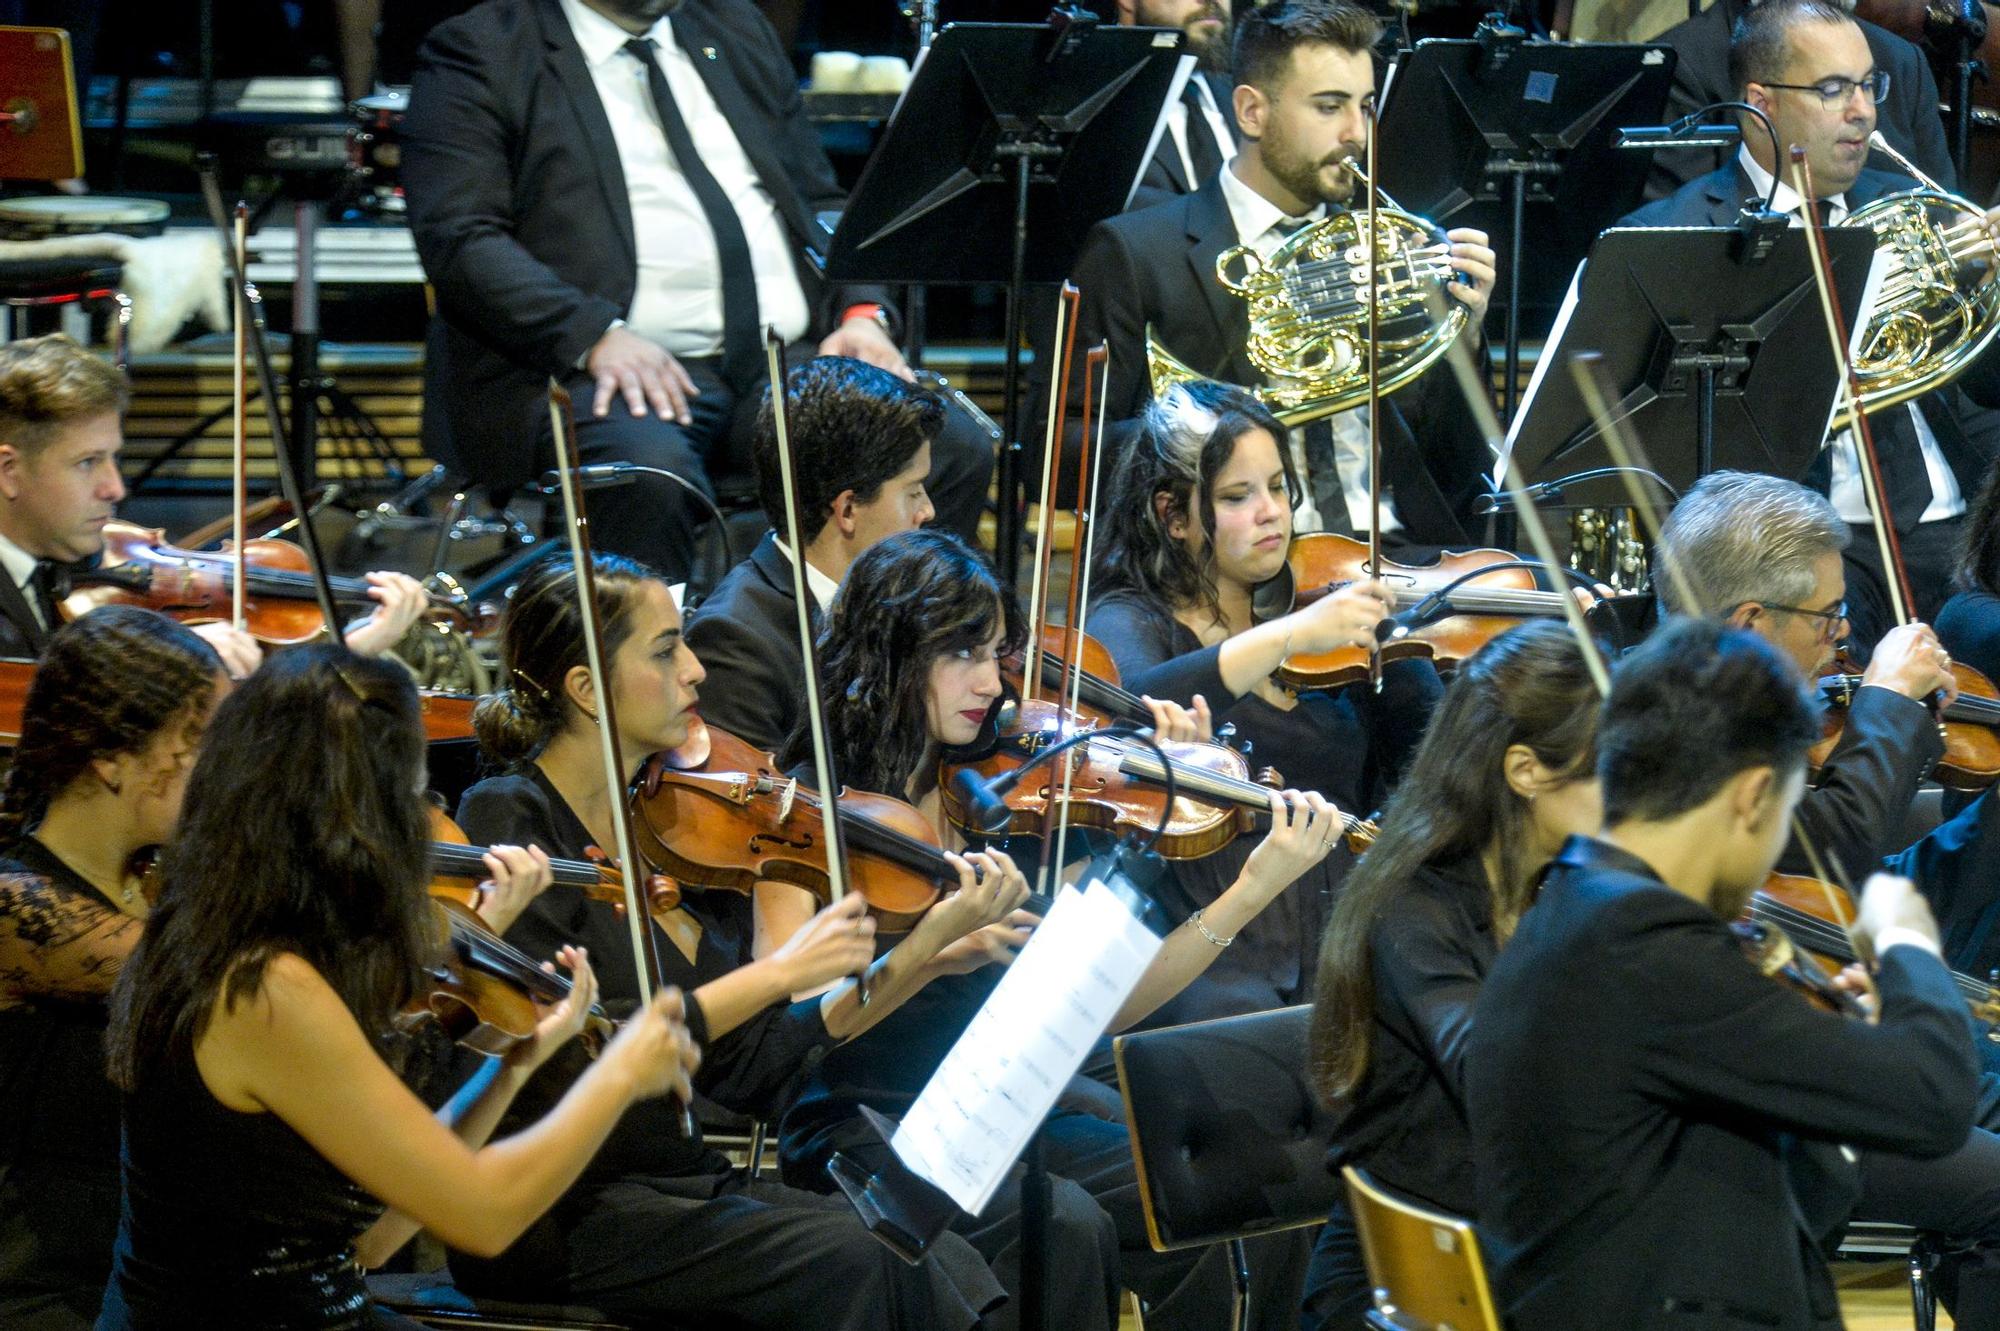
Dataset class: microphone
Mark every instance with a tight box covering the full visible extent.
[949,767,1020,835]
[1374,593,1453,643]
[539,463,641,492]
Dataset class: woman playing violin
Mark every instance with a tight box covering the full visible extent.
[97,643,698,1329]
[1302,621,1603,1329]
[1081,381,1441,1028]
[0,605,557,1330]
[450,552,1011,1331]
[0,608,223,1329]
[769,527,1343,1331]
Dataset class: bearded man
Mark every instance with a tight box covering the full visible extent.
[1119,0,1241,207]
[1057,0,1500,551]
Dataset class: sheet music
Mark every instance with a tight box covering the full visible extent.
[889,876,1163,1215]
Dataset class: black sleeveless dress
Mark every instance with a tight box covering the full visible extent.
[96,1044,385,1329]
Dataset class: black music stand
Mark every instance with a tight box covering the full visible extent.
[1501,224,1876,502]
[822,9,1184,581]
[1375,26,1677,421]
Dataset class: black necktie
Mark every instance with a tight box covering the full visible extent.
[1813,197,1836,228]
[29,558,67,633]
[1300,420,1356,536]
[623,37,763,392]
[1180,79,1225,188]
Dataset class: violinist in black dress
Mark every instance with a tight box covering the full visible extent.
[452,552,1018,1330]
[1085,382,1440,1029]
[98,644,699,1329]
[0,610,223,1329]
[768,527,1344,1331]
[1300,621,1603,1329]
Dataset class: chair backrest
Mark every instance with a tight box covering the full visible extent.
[1113,1005,1342,1252]
[1343,1165,1504,1331]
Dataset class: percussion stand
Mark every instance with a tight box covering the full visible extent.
[129,156,406,498]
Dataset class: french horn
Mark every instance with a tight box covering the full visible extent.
[1833,133,2000,429]
[1145,171,1470,426]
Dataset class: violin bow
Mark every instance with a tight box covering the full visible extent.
[765,333,868,998]
[1442,339,1613,695]
[1042,343,1111,898]
[202,174,342,641]
[1567,353,1863,946]
[1364,104,1385,693]
[1024,284,1082,705]
[546,380,697,1132]
[1790,148,1918,628]
[230,203,249,634]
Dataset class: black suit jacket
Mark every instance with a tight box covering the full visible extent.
[403,0,888,492]
[1052,176,1493,545]
[1644,0,1953,203]
[0,569,46,661]
[1469,836,1978,1331]
[682,531,817,755]
[1621,163,2000,525]
[1128,70,1237,212]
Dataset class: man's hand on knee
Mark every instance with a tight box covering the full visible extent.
[588,326,700,425]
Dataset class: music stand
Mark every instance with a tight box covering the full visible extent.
[1500,224,1877,503]
[1375,26,1677,421]
[823,10,1184,581]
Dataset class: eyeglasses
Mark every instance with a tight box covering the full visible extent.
[1758,70,1891,109]
[1760,599,1850,642]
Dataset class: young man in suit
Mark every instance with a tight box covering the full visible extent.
[0,335,427,678]
[1118,0,1238,210]
[684,356,938,754]
[1621,0,2000,647]
[1468,616,1981,1331]
[1056,0,1498,549]
[401,0,993,585]
[1644,0,1954,203]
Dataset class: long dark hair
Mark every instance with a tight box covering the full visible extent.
[784,528,1025,797]
[1961,455,2000,597]
[1091,380,1297,632]
[1308,622,1601,1102]
[106,645,434,1089]
[0,606,221,847]
[473,552,661,768]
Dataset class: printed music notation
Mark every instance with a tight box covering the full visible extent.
[890,877,1163,1215]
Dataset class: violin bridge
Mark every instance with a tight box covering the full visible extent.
[777,777,798,824]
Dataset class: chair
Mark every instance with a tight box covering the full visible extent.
[1113,1005,1343,1331]
[1837,1219,1938,1330]
[1341,1165,1503,1331]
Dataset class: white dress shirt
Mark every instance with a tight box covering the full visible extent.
[1217,163,1402,535]
[560,0,810,358]
[1737,147,1963,525]
[0,529,46,631]
[773,536,841,611]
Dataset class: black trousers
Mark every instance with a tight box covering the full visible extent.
[449,1166,1002,1331]
[551,346,994,585]
[1841,514,1966,655]
[803,1106,1245,1331]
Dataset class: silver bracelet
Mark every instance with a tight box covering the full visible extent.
[1188,908,1234,948]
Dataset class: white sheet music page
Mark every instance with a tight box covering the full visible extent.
[889,877,1163,1215]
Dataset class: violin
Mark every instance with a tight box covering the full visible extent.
[1814,653,2000,791]
[405,894,615,1058]
[1745,872,2000,1026]
[427,805,681,915]
[1003,624,1155,729]
[1272,533,1622,689]
[63,521,469,647]
[628,720,952,931]
[939,698,1380,859]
